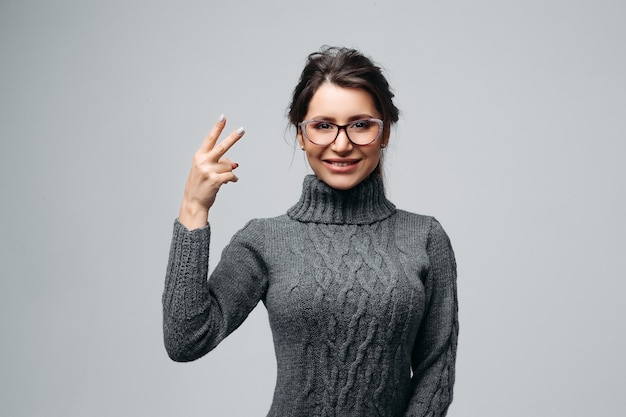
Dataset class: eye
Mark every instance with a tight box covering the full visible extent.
[350,120,372,130]
[311,121,335,130]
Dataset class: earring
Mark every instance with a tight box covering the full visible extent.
[380,143,387,148]
[300,146,305,150]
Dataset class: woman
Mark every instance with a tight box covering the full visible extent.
[163,46,458,416]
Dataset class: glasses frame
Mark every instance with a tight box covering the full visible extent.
[299,118,384,146]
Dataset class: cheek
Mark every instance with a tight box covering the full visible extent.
[305,147,323,163]
[364,145,382,163]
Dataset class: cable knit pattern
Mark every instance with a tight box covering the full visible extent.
[163,175,458,417]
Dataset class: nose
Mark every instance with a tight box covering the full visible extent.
[331,127,353,153]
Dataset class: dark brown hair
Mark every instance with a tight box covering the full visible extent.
[288,46,400,175]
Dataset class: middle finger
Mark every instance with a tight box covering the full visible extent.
[199,114,228,153]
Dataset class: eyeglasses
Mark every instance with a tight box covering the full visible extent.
[299,118,384,146]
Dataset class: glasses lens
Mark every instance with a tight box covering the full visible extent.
[305,121,338,145]
[304,119,381,145]
[347,119,380,145]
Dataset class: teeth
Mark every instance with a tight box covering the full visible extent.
[332,162,350,166]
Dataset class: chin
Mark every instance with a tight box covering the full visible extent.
[318,175,364,190]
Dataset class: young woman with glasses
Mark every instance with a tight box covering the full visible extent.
[163,46,458,416]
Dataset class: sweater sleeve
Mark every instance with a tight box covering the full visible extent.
[162,218,268,362]
[404,218,459,417]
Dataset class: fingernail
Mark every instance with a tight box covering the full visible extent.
[218,114,225,122]
[237,127,245,135]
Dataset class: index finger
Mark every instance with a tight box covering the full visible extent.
[209,126,245,161]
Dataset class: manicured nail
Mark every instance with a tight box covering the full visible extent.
[218,114,225,122]
[237,127,245,135]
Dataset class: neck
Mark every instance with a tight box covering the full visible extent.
[287,175,396,225]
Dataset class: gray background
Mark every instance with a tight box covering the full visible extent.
[1,0,624,416]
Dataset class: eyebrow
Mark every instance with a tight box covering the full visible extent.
[308,114,377,122]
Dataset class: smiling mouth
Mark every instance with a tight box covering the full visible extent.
[325,160,360,167]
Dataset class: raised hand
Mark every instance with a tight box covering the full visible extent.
[178,115,245,229]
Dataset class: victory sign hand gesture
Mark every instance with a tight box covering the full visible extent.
[178,115,245,229]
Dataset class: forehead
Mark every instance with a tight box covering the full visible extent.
[305,83,379,119]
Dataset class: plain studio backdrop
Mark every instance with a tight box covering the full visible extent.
[1,0,624,416]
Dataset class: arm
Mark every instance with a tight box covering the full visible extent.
[162,218,268,362]
[404,218,459,417]
[162,114,255,361]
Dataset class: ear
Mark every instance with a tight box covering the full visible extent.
[382,127,390,148]
[297,129,306,149]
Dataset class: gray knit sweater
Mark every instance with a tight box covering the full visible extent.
[163,175,458,417]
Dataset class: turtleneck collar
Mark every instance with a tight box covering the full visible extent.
[287,175,396,225]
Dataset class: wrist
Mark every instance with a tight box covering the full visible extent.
[178,199,209,230]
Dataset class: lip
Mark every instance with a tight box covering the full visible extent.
[322,158,361,173]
